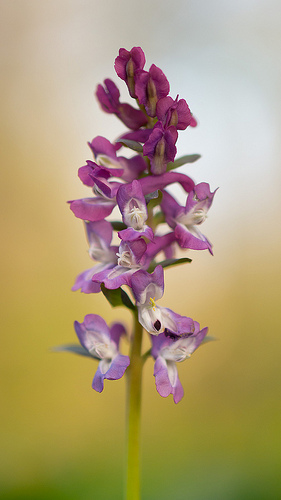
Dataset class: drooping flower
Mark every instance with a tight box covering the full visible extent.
[74,314,130,392]
[151,326,208,403]
[161,183,217,253]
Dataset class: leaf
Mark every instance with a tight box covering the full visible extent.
[115,138,143,153]
[120,289,136,311]
[141,348,152,363]
[111,221,127,231]
[148,257,192,272]
[51,344,95,358]
[202,335,217,345]
[160,257,192,268]
[167,154,201,171]
[101,284,123,307]
[101,283,136,311]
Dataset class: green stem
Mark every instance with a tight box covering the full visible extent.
[125,311,143,500]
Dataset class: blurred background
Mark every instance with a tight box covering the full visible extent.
[1,1,281,499]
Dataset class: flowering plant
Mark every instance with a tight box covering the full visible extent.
[61,46,216,499]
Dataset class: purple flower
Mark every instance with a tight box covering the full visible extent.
[116,180,154,241]
[146,232,177,261]
[161,183,217,253]
[74,314,130,392]
[72,220,118,294]
[151,326,208,403]
[96,79,147,130]
[89,136,147,182]
[114,46,146,98]
[68,196,116,222]
[78,161,112,188]
[139,170,195,195]
[156,95,193,130]
[117,128,152,145]
[143,122,178,175]
[96,78,120,113]
[131,265,200,336]
[92,238,148,290]
[135,64,170,117]
[78,162,122,201]
[88,135,120,162]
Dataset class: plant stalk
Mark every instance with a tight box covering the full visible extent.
[125,310,143,500]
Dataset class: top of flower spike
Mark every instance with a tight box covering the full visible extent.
[115,47,146,98]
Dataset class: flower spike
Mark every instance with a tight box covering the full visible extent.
[64,46,216,416]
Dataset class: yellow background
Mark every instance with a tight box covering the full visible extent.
[1,1,281,498]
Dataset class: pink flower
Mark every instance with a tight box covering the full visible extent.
[74,314,130,392]
[151,326,208,403]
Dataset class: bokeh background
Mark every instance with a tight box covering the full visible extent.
[1,1,281,499]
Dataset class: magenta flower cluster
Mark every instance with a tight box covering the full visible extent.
[66,47,216,404]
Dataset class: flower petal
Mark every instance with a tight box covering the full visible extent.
[131,265,164,305]
[88,136,118,160]
[74,314,110,353]
[105,353,130,381]
[109,323,127,347]
[116,180,148,229]
[118,225,154,242]
[153,356,184,403]
[92,363,106,392]
[175,223,213,253]
[154,356,173,398]
[139,171,195,195]
[72,267,102,294]
[68,197,116,222]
